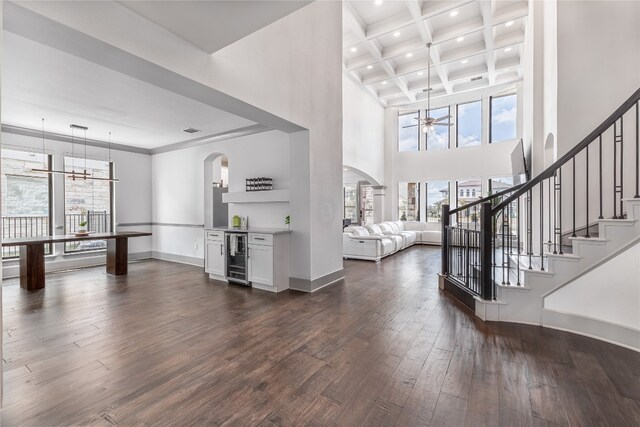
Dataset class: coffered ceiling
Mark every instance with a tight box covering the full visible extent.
[343,0,529,107]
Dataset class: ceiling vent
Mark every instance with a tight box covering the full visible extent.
[470,76,483,82]
[182,127,201,134]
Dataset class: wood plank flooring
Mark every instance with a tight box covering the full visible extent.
[1,246,639,426]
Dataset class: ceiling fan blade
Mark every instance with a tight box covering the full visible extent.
[434,115,452,122]
[402,125,418,128]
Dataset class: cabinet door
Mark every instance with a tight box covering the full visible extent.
[206,241,225,276]
[248,244,273,286]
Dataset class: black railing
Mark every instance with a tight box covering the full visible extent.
[442,87,640,300]
[1,212,112,258]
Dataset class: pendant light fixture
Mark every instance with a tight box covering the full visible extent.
[29,119,90,177]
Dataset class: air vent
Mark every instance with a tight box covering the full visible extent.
[470,76,483,82]
[182,128,201,134]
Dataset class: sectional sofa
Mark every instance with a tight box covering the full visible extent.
[343,220,442,261]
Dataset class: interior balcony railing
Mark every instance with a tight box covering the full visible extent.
[442,87,640,301]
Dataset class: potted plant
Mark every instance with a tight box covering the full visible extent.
[76,210,89,236]
[285,215,290,230]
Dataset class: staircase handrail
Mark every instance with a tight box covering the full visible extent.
[493,87,640,214]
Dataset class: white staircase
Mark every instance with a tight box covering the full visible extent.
[475,198,640,350]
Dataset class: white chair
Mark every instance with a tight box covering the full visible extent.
[343,226,395,261]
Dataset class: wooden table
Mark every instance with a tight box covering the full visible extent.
[2,232,152,291]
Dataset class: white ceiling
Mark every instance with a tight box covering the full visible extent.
[343,0,529,107]
[119,0,312,54]
[1,32,256,149]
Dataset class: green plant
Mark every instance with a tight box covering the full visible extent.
[285,215,290,225]
[79,221,88,228]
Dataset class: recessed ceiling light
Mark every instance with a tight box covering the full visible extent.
[457,36,464,42]
[449,10,458,17]
[417,71,424,75]
[461,59,468,64]
[393,31,401,37]
[505,20,514,27]
[504,47,512,52]
[374,0,383,5]
[406,52,413,58]
[350,47,357,52]
[382,80,388,85]
[367,65,373,69]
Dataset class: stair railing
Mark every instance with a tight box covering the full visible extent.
[442,87,640,300]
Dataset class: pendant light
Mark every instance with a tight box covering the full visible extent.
[29,119,90,177]
[67,124,119,183]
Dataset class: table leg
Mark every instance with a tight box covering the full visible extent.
[107,237,128,275]
[20,244,45,291]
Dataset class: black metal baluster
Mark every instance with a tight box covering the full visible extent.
[501,211,506,285]
[585,146,590,238]
[516,196,521,286]
[528,189,532,269]
[558,167,563,255]
[614,120,618,218]
[572,157,576,237]
[636,102,639,198]
[540,181,545,271]
[620,115,624,215]
[553,171,558,254]
[548,177,552,249]
[599,134,603,218]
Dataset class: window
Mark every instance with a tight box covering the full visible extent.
[398,111,419,152]
[360,185,374,225]
[489,176,514,194]
[343,184,358,224]
[426,181,449,223]
[1,149,53,258]
[490,94,517,143]
[456,179,482,225]
[456,100,481,147]
[425,107,450,150]
[64,156,113,252]
[398,182,420,221]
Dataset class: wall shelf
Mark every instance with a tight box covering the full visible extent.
[222,189,289,204]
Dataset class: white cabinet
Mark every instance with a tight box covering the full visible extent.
[205,231,225,279]
[248,244,273,286]
[248,232,289,293]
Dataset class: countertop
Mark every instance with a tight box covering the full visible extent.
[207,226,291,235]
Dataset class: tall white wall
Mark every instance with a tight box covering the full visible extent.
[1,131,152,277]
[18,1,344,283]
[151,130,290,261]
[556,1,640,157]
[343,75,385,185]
[545,242,640,331]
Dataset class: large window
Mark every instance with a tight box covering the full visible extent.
[343,184,358,224]
[64,156,113,252]
[456,179,483,226]
[1,149,52,258]
[425,106,450,150]
[490,94,517,143]
[457,100,481,148]
[398,182,420,221]
[426,181,450,223]
[398,111,419,152]
[360,185,374,226]
[489,176,514,194]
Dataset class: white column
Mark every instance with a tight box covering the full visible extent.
[372,186,386,224]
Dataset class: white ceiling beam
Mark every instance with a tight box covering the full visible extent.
[480,0,496,85]
[405,0,453,95]
[344,2,416,102]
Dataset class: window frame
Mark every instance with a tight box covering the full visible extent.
[425,180,450,223]
[63,157,115,253]
[1,150,53,259]
[455,100,482,148]
[398,182,420,221]
[398,110,421,152]
[489,93,517,144]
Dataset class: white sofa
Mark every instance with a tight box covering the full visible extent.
[343,220,442,261]
[342,226,396,261]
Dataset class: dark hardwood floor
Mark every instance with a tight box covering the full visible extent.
[1,246,639,426]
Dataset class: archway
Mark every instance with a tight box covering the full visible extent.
[342,165,383,225]
[204,152,229,229]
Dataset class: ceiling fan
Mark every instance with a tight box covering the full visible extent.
[415,42,454,133]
